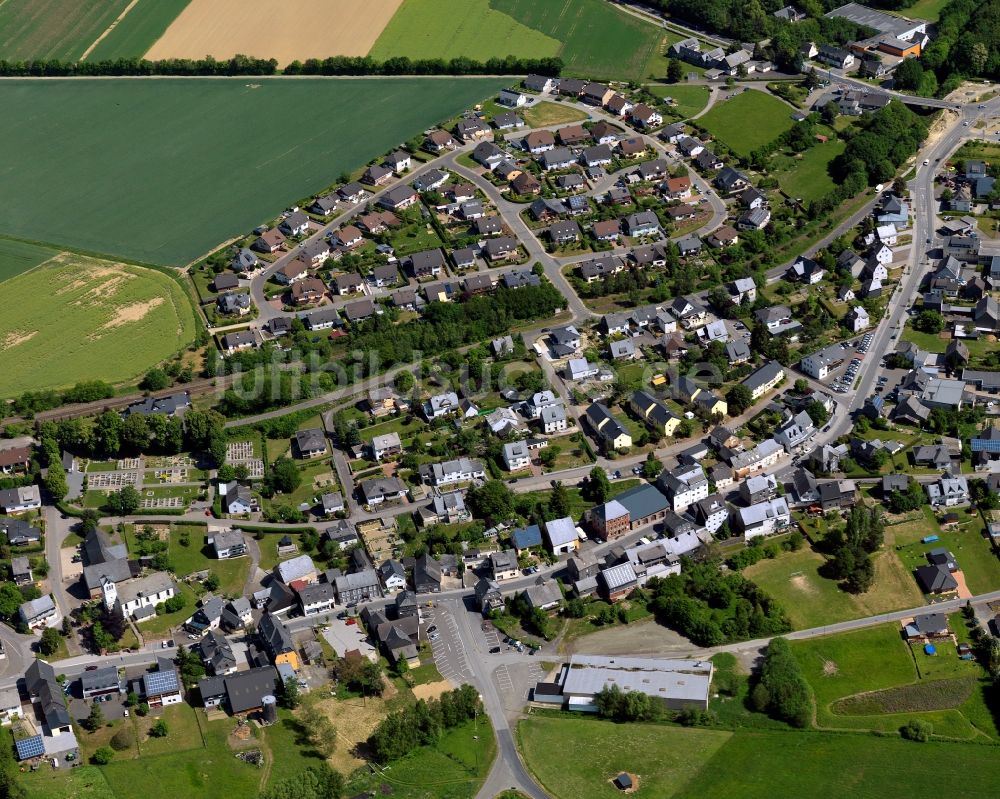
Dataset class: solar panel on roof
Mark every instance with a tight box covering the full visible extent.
[15,735,44,760]
[971,439,1000,453]
[144,670,179,695]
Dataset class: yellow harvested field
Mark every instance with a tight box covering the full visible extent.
[146,0,403,62]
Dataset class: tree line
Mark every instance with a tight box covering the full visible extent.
[285,55,563,76]
[36,408,227,466]
[367,684,482,763]
[0,54,561,78]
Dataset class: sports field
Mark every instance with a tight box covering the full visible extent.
[371,0,664,81]
[521,715,1000,799]
[0,254,196,396]
[699,89,797,158]
[85,0,193,61]
[0,76,508,265]
[0,239,58,283]
[148,0,402,62]
[0,0,130,61]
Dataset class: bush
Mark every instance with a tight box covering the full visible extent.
[900,719,933,741]
[91,746,115,765]
[149,719,168,738]
[110,728,133,751]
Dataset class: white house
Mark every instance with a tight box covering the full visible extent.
[734,497,790,539]
[498,89,528,107]
[423,391,460,419]
[18,594,56,629]
[0,485,41,514]
[541,403,568,433]
[846,305,870,333]
[545,517,580,555]
[503,441,531,471]
[103,572,175,620]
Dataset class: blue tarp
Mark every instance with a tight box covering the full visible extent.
[924,644,937,655]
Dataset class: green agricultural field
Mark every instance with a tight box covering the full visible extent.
[0,254,196,396]
[372,0,664,81]
[649,84,711,119]
[0,0,130,61]
[0,238,58,283]
[0,77,509,265]
[85,0,193,61]
[674,728,1000,799]
[773,139,846,203]
[699,90,796,158]
[743,544,923,630]
[370,0,560,63]
[519,715,732,799]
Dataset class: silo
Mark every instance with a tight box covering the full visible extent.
[261,695,277,725]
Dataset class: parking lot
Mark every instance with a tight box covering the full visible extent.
[423,606,472,685]
[321,617,376,661]
[829,332,874,393]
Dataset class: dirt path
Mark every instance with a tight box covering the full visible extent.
[80,0,142,60]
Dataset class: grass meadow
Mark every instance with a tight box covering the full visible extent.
[0,239,58,282]
[520,714,1000,799]
[674,728,1000,798]
[773,138,846,203]
[519,715,731,799]
[698,90,796,158]
[85,0,193,61]
[0,0,130,61]
[0,254,196,395]
[371,0,664,81]
[743,543,923,630]
[0,77,508,265]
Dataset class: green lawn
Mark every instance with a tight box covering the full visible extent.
[85,0,192,61]
[371,0,664,81]
[790,623,989,738]
[0,0,130,61]
[258,532,311,572]
[743,544,924,630]
[773,139,846,203]
[0,254,196,396]
[0,77,508,265]
[649,84,711,119]
[136,580,199,636]
[345,719,497,799]
[21,765,115,799]
[904,0,952,21]
[522,102,589,128]
[519,715,732,799]
[156,524,250,596]
[0,238,58,282]
[98,718,261,799]
[698,90,796,158]
[674,728,1000,799]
